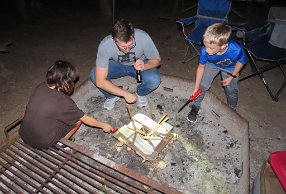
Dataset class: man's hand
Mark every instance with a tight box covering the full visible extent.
[222,77,233,86]
[133,59,144,71]
[123,92,137,104]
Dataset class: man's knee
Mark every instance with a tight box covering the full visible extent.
[90,67,96,84]
[144,73,161,89]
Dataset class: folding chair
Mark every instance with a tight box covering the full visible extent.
[176,0,231,62]
[237,7,286,101]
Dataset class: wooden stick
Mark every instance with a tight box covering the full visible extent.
[126,104,138,132]
[146,116,169,136]
[143,136,162,140]
[158,113,168,124]
[132,118,153,133]
[127,126,146,135]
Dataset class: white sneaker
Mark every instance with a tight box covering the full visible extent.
[136,94,148,107]
[103,96,120,110]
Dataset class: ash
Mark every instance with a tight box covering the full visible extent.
[74,92,242,194]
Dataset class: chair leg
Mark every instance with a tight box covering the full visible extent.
[274,79,286,101]
[190,42,200,56]
[182,43,199,63]
[274,65,286,101]
[242,51,278,101]
[183,45,191,62]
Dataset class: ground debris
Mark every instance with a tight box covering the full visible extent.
[74,92,242,193]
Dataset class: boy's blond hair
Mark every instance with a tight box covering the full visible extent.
[203,23,232,46]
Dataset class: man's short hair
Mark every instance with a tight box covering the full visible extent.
[203,23,232,46]
[46,60,79,96]
[111,19,134,42]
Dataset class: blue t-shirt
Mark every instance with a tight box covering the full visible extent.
[96,29,159,68]
[199,40,247,71]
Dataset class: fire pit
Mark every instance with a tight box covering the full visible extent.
[72,75,249,194]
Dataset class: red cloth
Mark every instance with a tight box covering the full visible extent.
[269,151,286,191]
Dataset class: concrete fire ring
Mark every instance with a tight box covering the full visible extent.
[71,74,249,194]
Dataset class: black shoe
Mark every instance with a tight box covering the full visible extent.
[187,106,199,123]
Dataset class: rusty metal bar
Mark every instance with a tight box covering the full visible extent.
[13,141,89,194]
[4,118,22,138]
[0,175,23,194]
[2,150,57,193]
[0,153,49,194]
[49,145,149,194]
[49,145,147,194]
[13,142,86,193]
[5,146,68,193]
[0,131,182,194]
[0,159,43,193]
[60,139,182,194]
[26,144,113,194]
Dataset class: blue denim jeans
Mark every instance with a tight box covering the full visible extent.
[90,60,161,99]
[193,64,239,110]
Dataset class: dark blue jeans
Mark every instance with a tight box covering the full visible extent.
[90,60,161,99]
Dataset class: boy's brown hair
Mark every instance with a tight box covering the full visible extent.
[46,60,79,96]
[203,23,232,46]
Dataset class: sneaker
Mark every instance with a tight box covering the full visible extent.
[187,106,199,123]
[103,96,120,110]
[136,93,148,108]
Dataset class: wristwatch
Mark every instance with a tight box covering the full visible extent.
[227,72,237,78]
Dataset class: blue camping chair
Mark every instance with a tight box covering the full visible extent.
[237,7,286,101]
[176,0,231,62]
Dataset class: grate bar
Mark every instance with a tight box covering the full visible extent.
[0,175,23,194]
[0,184,12,194]
[7,144,70,193]
[0,153,49,194]
[54,145,151,193]
[50,146,143,194]
[50,146,148,194]
[2,148,65,193]
[37,147,112,194]
[0,169,36,194]
[14,141,90,194]
[0,132,182,194]
[0,159,43,193]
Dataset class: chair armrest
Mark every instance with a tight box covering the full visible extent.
[234,22,272,44]
[176,16,198,26]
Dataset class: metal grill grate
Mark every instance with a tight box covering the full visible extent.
[0,134,181,194]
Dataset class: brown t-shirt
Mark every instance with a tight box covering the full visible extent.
[19,83,84,149]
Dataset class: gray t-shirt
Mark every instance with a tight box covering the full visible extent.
[96,28,159,67]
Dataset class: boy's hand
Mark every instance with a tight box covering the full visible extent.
[102,123,113,133]
[222,77,233,86]
[192,88,200,96]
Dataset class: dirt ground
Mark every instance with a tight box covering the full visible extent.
[0,0,286,192]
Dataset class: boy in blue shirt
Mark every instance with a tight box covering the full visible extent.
[188,23,247,122]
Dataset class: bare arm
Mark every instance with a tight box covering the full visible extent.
[95,66,136,103]
[80,114,113,133]
[193,64,205,95]
[232,61,244,77]
[222,61,244,86]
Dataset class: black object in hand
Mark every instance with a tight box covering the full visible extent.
[134,57,142,83]
[136,70,142,83]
